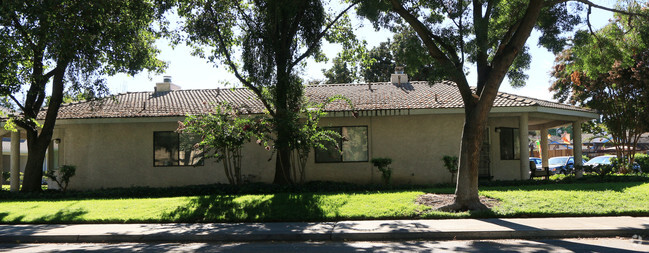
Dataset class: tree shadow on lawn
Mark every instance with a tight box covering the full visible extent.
[0,208,88,224]
[161,193,336,222]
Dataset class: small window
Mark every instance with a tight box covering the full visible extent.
[499,128,520,160]
[315,126,368,163]
[154,131,204,166]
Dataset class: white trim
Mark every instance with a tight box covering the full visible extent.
[489,106,598,119]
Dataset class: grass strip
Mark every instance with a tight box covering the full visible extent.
[0,182,648,223]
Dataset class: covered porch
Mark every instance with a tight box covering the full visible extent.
[1,128,61,192]
[489,106,599,180]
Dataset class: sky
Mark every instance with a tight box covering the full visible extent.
[104,3,616,102]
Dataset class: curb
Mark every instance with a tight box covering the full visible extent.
[1,228,647,243]
[1,217,648,243]
[330,229,649,242]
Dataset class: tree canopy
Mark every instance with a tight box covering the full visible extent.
[322,26,448,83]
[176,0,357,184]
[0,0,167,192]
[354,0,630,211]
[551,2,649,171]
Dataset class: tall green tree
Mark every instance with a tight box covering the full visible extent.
[323,26,447,83]
[0,1,166,192]
[323,57,356,83]
[551,3,649,172]
[356,0,636,210]
[177,1,357,184]
[361,40,395,82]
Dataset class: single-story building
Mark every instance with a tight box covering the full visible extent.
[0,77,598,190]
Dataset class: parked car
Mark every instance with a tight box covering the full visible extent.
[584,155,615,167]
[585,155,642,173]
[529,157,543,170]
[548,156,574,175]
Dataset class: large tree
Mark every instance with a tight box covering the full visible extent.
[551,3,649,172]
[356,0,638,210]
[0,1,166,192]
[323,26,447,83]
[176,1,356,184]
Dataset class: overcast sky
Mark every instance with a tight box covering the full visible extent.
[104,2,615,102]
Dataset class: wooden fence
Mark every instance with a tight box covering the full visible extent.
[532,149,573,158]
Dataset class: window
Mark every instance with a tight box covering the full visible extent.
[154,131,204,166]
[499,127,520,160]
[315,126,368,163]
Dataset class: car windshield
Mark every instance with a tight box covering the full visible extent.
[532,159,542,165]
[586,156,612,165]
[549,157,568,165]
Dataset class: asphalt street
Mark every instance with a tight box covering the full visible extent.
[1,238,648,253]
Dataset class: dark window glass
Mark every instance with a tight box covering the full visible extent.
[499,128,520,160]
[179,134,204,166]
[315,127,343,162]
[154,131,203,166]
[315,126,369,163]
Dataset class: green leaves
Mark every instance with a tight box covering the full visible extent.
[0,0,168,117]
[322,25,449,83]
[550,3,649,173]
[179,102,271,162]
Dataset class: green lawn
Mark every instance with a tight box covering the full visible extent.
[1,182,648,224]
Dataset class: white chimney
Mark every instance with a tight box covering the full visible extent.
[391,66,408,85]
[155,75,181,92]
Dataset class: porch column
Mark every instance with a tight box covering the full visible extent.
[10,130,20,192]
[519,113,529,180]
[573,120,583,178]
[540,128,549,168]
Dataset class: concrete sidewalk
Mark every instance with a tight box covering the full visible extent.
[1,216,648,243]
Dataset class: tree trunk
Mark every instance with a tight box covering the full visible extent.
[20,64,67,192]
[442,106,489,211]
[274,146,292,184]
[20,129,49,192]
[272,63,293,185]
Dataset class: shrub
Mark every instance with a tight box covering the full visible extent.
[635,153,649,172]
[441,155,458,183]
[596,164,615,178]
[179,102,270,185]
[1,172,9,184]
[45,165,76,192]
[371,158,393,185]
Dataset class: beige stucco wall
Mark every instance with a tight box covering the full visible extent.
[57,113,529,190]
[307,114,466,185]
[488,117,524,180]
[57,122,277,190]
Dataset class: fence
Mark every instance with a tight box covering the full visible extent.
[532,149,573,158]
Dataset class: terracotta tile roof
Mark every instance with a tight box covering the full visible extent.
[44,81,592,120]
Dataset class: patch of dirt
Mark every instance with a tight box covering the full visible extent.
[415,194,501,211]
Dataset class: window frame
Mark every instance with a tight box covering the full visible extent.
[153,131,204,167]
[314,126,369,163]
[499,127,521,160]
